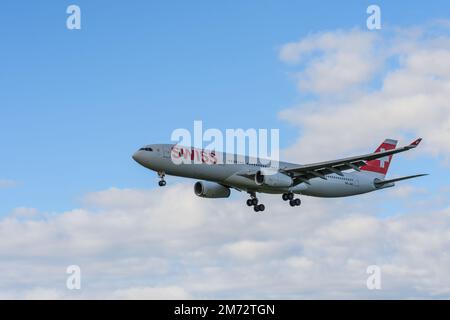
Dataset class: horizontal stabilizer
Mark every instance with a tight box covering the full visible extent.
[374,174,428,187]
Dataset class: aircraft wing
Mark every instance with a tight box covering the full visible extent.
[284,138,422,185]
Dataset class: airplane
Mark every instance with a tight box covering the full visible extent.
[132,138,427,212]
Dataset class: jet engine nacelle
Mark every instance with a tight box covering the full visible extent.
[255,168,293,188]
[194,181,231,198]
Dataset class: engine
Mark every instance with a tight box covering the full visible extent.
[255,169,293,188]
[194,181,231,198]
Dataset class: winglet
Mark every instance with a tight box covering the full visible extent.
[409,138,422,148]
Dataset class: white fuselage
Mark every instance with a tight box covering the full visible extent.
[132,144,382,198]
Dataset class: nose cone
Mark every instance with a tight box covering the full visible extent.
[132,150,145,165]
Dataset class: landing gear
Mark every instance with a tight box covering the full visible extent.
[289,198,301,207]
[283,192,301,207]
[282,192,294,201]
[157,171,166,187]
[247,192,265,212]
[254,204,265,212]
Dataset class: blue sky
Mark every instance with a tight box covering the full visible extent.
[2,0,450,300]
[1,0,450,215]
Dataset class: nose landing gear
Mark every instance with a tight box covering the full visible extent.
[247,192,265,212]
[158,171,166,187]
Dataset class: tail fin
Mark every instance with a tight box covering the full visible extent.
[360,139,398,178]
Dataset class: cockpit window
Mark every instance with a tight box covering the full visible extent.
[139,147,153,152]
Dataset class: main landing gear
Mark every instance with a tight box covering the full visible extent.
[157,171,166,187]
[246,192,265,212]
[282,192,301,207]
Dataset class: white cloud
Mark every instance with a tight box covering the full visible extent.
[0,185,449,299]
[279,25,450,163]
[0,179,18,189]
[9,207,39,218]
[279,29,381,95]
[112,286,191,300]
[389,185,427,198]
[1,23,450,300]
[220,240,283,261]
[22,288,63,300]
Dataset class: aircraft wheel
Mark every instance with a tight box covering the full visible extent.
[254,205,260,212]
[295,198,301,206]
[282,193,289,201]
[158,180,166,187]
[251,198,259,206]
[288,193,294,200]
[289,200,296,207]
[258,204,265,212]
[246,199,253,206]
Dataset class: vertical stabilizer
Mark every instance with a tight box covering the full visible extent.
[360,139,398,178]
